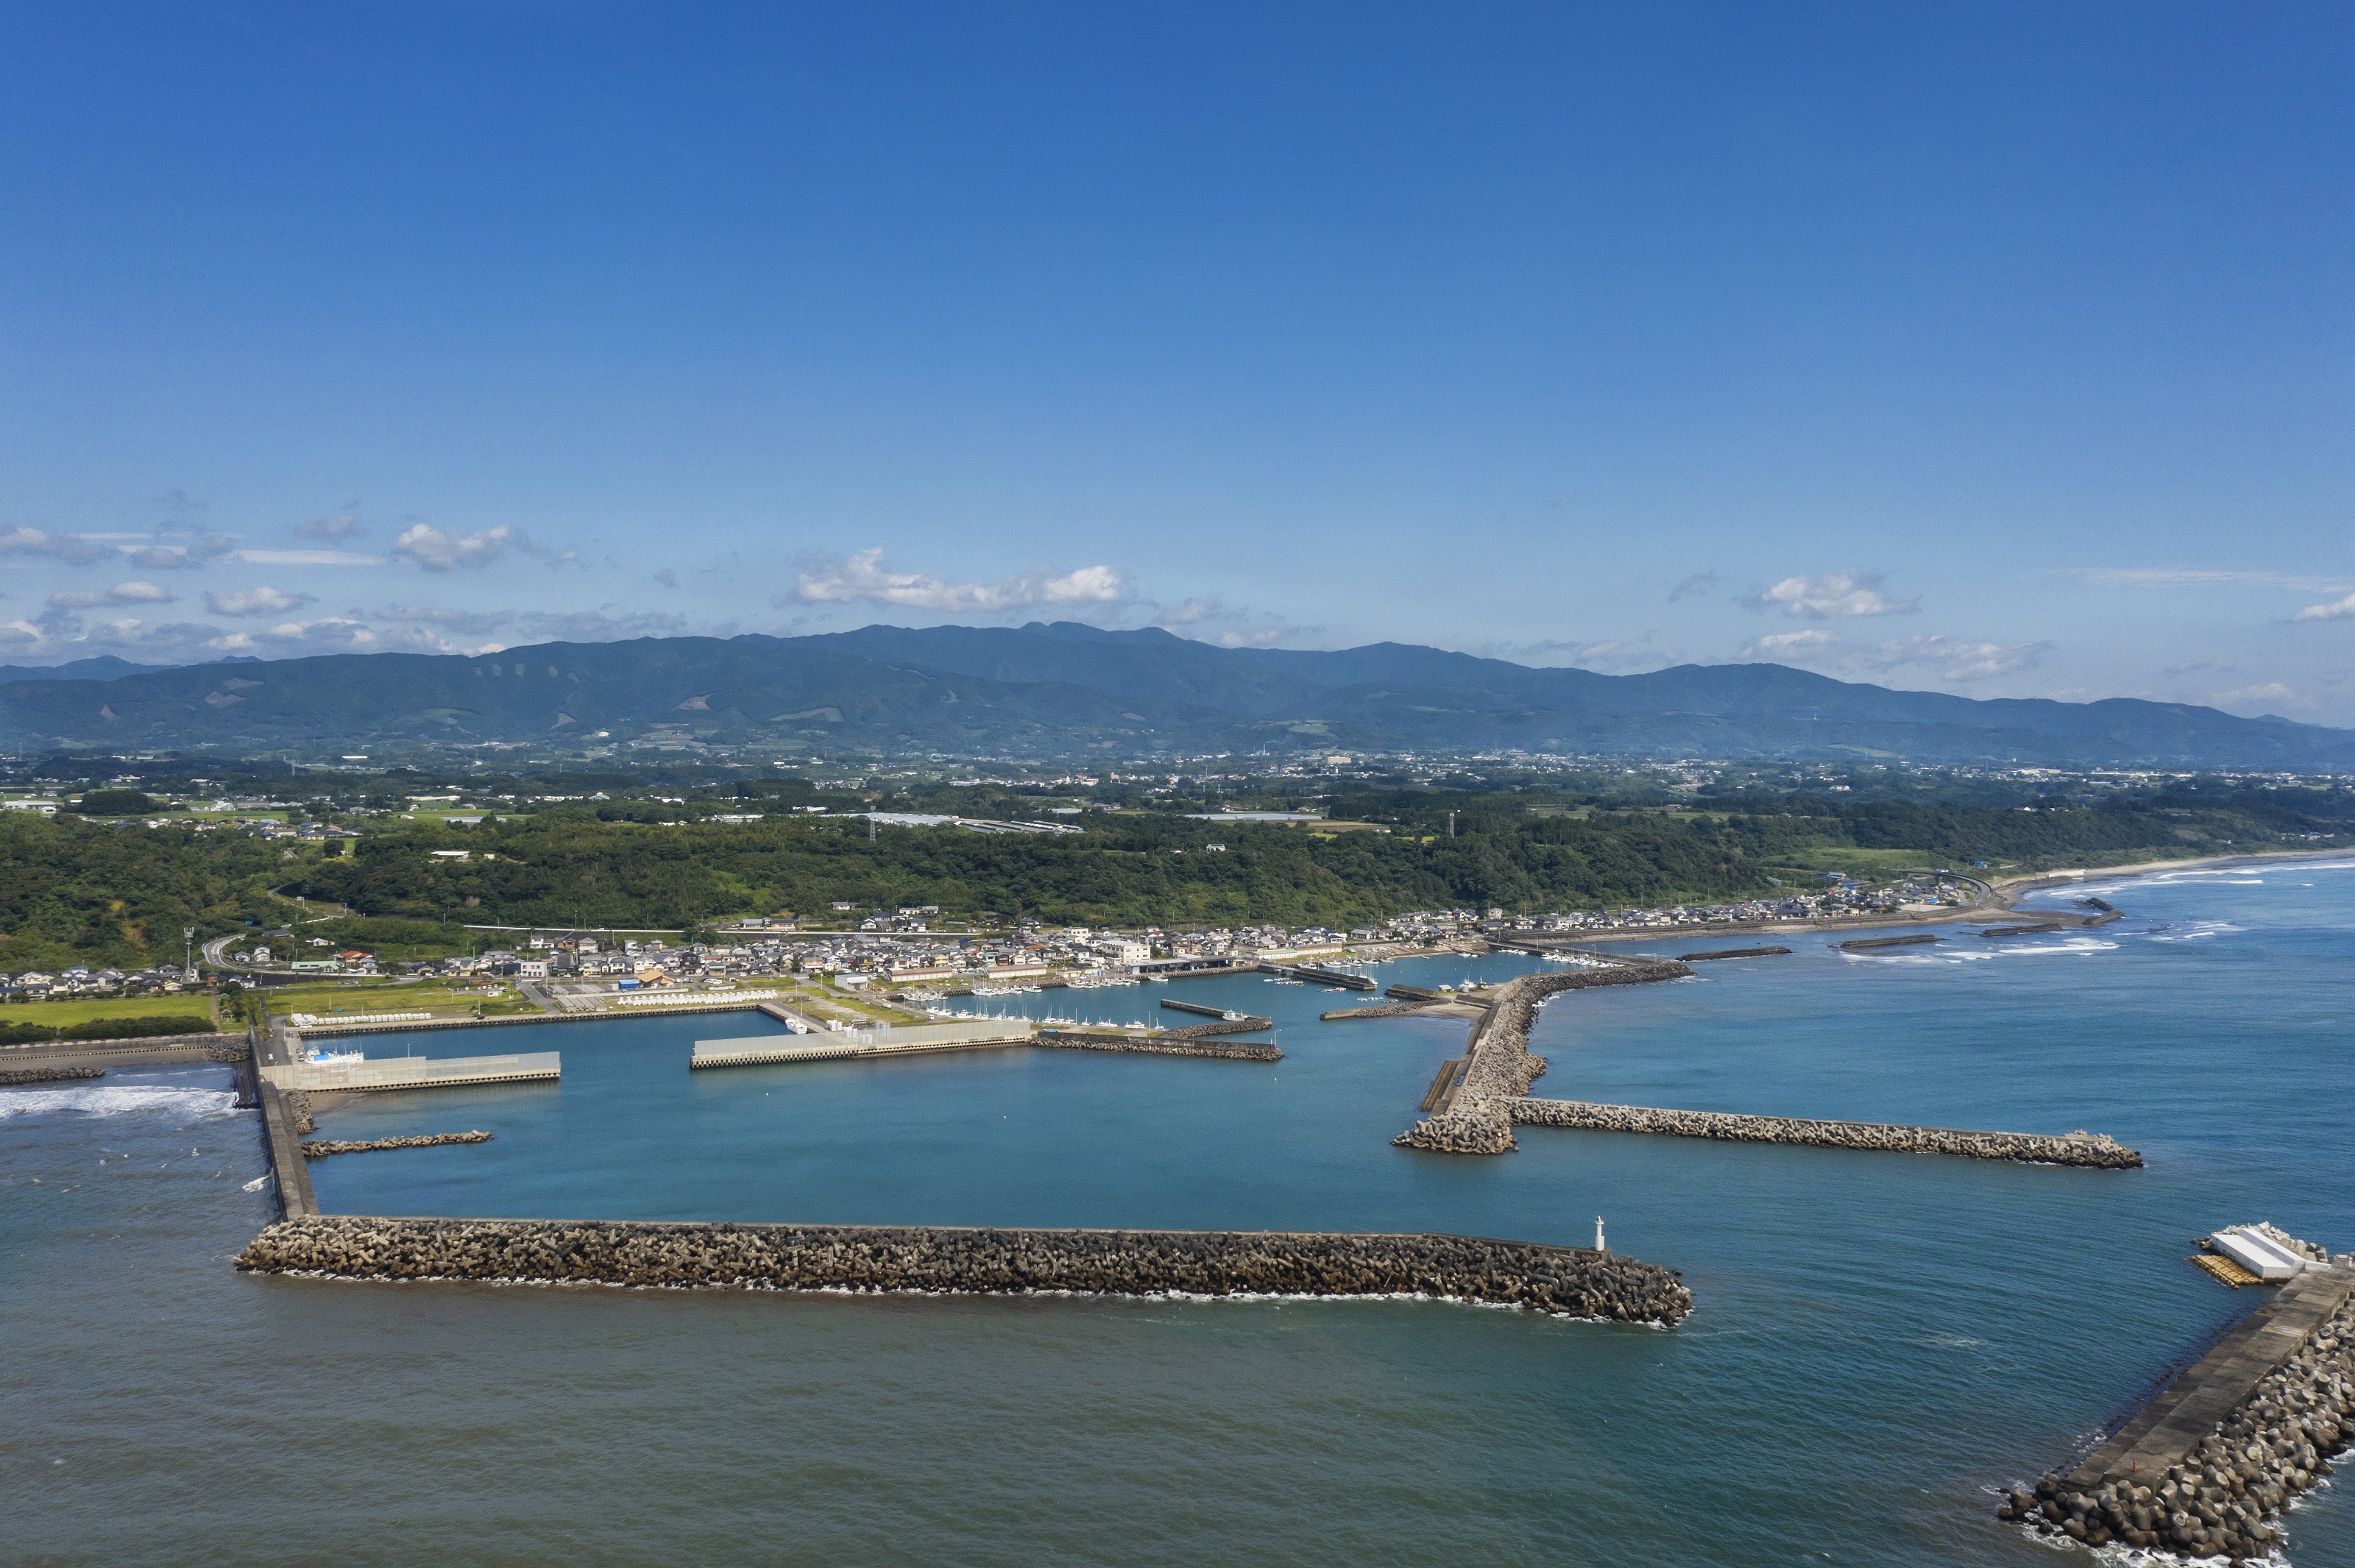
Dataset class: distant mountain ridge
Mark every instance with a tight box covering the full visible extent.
[1,621,2345,768]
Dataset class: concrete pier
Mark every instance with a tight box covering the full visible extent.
[261,1051,560,1093]
[693,1019,1032,1068]
[234,1215,1692,1324]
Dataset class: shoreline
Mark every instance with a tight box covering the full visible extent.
[1558,846,2350,948]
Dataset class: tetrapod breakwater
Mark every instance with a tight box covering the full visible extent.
[234,1215,1692,1324]
[1392,962,1691,1155]
[2001,1243,2354,1559]
[1506,1099,2143,1168]
[301,1131,495,1159]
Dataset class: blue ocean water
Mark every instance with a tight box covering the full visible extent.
[5,862,2351,1565]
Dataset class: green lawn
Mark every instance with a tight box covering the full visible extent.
[1,993,218,1028]
[261,980,532,1017]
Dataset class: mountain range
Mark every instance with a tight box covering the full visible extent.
[1,622,2346,768]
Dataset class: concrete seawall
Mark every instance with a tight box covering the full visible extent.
[255,1080,318,1218]
[233,1215,1691,1324]
[1506,1099,2144,1168]
[2001,1261,2355,1556]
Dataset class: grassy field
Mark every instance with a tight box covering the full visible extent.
[261,980,534,1017]
[0,993,217,1029]
[1758,846,1944,881]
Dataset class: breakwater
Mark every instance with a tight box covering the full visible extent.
[1677,946,1791,962]
[302,1131,495,1159]
[0,1064,105,1086]
[1393,962,1691,1156]
[233,1215,1690,1323]
[1838,934,1939,951]
[1034,1030,1281,1061]
[1506,1099,2144,1167]
[2002,1256,2355,1557]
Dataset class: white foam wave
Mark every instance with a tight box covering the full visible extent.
[1992,937,2118,957]
[2145,920,2241,943]
[1837,948,1995,965]
[0,1085,242,1122]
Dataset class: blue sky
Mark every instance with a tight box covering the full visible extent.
[3,2,2351,720]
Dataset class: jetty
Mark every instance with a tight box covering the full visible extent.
[234,1214,1691,1324]
[1507,1099,2141,1168]
[2002,1237,2354,1558]
[693,1012,1281,1070]
[693,1018,1031,1068]
[1378,959,2142,1165]
[1258,962,1375,990]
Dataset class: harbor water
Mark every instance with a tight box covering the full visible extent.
[6,864,2353,1564]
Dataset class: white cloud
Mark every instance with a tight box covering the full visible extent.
[2291,592,2355,622]
[1866,634,2046,681]
[46,581,173,609]
[1743,571,1919,620]
[2209,681,2303,711]
[206,586,319,617]
[793,548,1130,613]
[0,527,116,565]
[232,549,388,567]
[392,522,518,571]
[1739,628,2044,682]
[2071,567,2354,591]
[126,533,238,570]
[1740,628,1844,659]
[294,512,364,541]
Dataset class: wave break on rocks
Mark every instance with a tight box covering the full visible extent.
[2000,1243,2354,1561]
[234,1216,1692,1324]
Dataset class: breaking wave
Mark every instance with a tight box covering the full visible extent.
[0,1085,243,1123]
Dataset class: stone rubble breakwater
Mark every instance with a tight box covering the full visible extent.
[2002,1255,2355,1560]
[1393,962,1690,1155]
[300,1131,495,1159]
[1506,1099,2143,1167]
[234,1216,1692,1324]
[0,1065,105,1086]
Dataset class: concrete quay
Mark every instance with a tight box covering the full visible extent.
[234,1215,1692,1324]
[693,1019,1033,1068]
[1506,1099,2144,1168]
[261,1051,561,1094]
[2002,1260,2355,1558]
